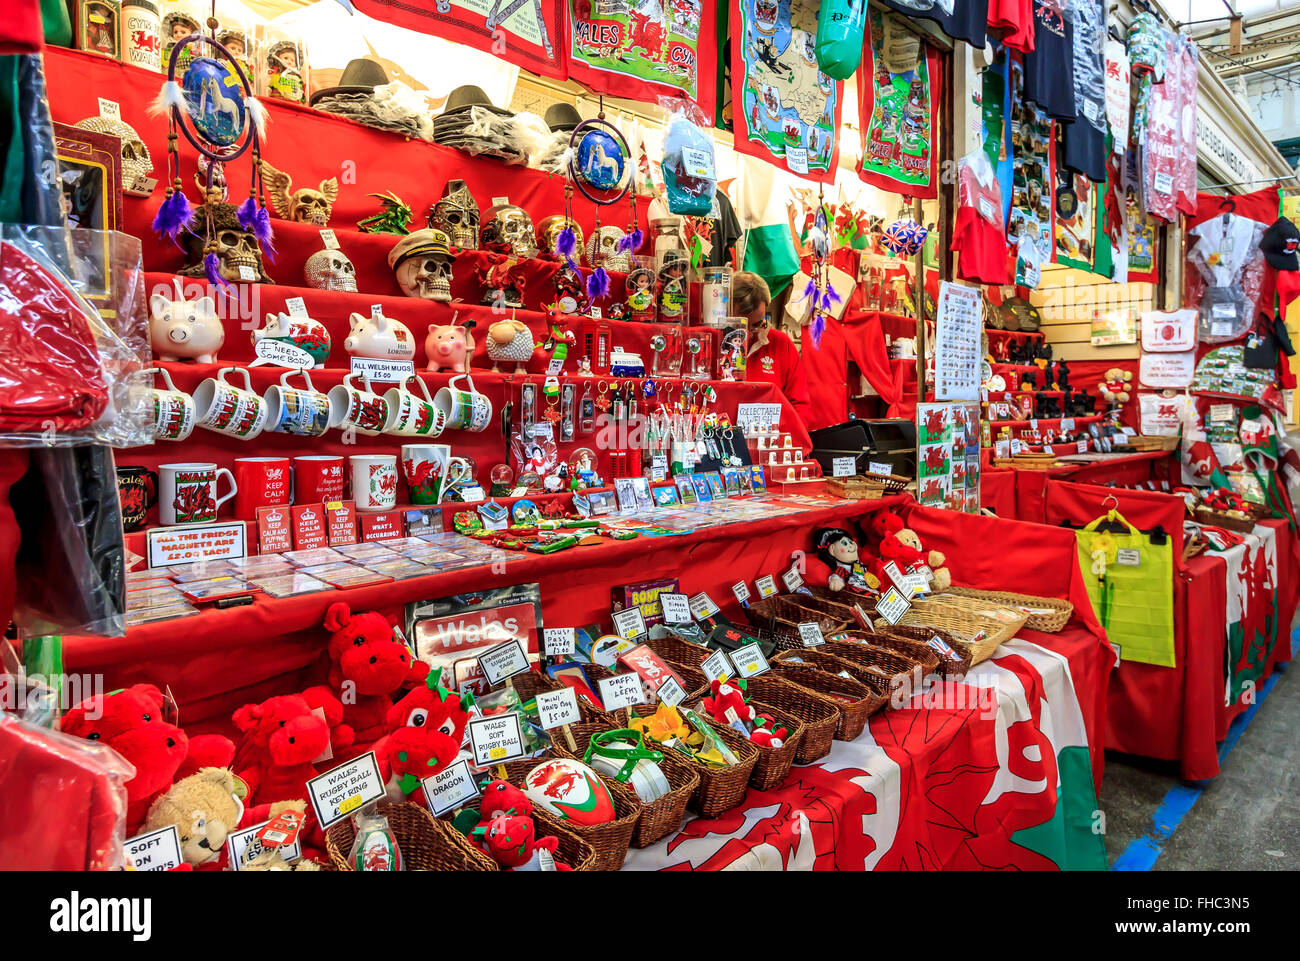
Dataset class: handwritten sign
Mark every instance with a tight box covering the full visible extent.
[543,627,576,657]
[535,688,582,730]
[732,581,751,605]
[597,672,646,711]
[782,568,804,592]
[660,592,692,624]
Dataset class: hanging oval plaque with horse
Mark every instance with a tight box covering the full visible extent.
[182,57,247,148]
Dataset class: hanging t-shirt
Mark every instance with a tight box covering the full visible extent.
[1173,38,1199,217]
[1105,40,1131,155]
[706,192,742,268]
[883,0,988,49]
[1060,0,1107,182]
[953,155,1011,285]
[989,0,1034,52]
[1142,30,1181,222]
[1022,0,1075,121]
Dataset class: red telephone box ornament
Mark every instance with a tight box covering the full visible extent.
[581,318,612,375]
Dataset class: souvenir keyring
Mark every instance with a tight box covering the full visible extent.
[594,379,612,412]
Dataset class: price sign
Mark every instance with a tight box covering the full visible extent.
[832,457,855,477]
[319,228,340,249]
[477,638,530,686]
[612,606,648,640]
[284,296,308,316]
[729,642,770,678]
[660,592,692,624]
[700,649,733,682]
[732,580,751,605]
[688,591,721,621]
[797,621,825,647]
[657,675,686,707]
[868,461,893,477]
[782,567,804,592]
[306,752,385,829]
[875,587,911,625]
[1117,548,1141,566]
[535,688,582,730]
[97,97,121,120]
[755,575,778,598]
[467,712,526,765]
[1209,403,1234,423]
[598,672,646,711]
[421,759,480,816]
[125,825,183,872]
[1076,439,1088,454]
[1010,438,1024,455]
[543,627,576,657]
[1061,418,1075,431]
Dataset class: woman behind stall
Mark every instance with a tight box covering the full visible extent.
[732,271,812,429]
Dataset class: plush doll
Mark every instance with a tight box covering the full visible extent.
[1098,367,1132,405]
[470,810,569,870]
[702,678,756,728]
[374,667,474,801]
[231,690,350,807]
[479,778,533,821]
[311,601,429,757]
[61,683,235,832]
[873,511,953,591]
[812,525,882,594]
[750,715,789,749]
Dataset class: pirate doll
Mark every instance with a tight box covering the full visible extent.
[813,526,881,595]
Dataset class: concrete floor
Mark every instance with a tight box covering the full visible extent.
[1101,627,1299,870]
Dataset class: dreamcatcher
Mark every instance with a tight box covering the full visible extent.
[799,190,840,347]
[149,4,272,288]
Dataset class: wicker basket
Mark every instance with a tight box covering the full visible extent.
[741,674,840,763]
[326,800,498,871]
[644,632,712,668]
[822,636,938,690]
[746,596,851,650]
[742,699,805,790]
[775,589,874,630]
[492,756,641,871]
[941,586,1073,633]
[452,798,599,870]
[770,652,888,740]
[555,722,700,848]
[876,594,1028,664]
[1128,434,1180,452]
[1194,504,1263,534]
[631,703,759,817]
[863,470,910,493]
[866,624,973,676]
[510,669,618,727]
[826,475,886,500]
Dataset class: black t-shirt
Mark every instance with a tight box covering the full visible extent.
[707,191,742,268]
[882,0,988,49]
[1022,0,1075,121]
[1060,116,1107,183]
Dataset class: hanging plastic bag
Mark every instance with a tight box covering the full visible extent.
[815,0,867,80]
[659,97,715,217]
[347,808,404,871]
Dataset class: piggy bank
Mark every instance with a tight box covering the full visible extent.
[344,309,416,362]
[149,290,225,363]
[425,316,476,373]
[253,311,331,368]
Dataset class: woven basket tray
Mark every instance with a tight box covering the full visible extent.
[452,798,598,871]
[866,624,973,676]
[826,475,886,500]
[645,632,712,668]
[821,637,937,691]
[1194,505,1263,534]
[876,594,1028,664]
[862,470,910,492]
[741,698,804,790]
[493,755,641,871]
[746,596,851,650]
[631,703,759,817]
[941,586,1073,633]
[510,669,618,727]
[554,721,700,848]
[326,800,498,871]
[741,673,840,763]
[770,653,888,740]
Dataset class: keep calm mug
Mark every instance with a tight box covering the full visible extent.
[383,374,445,437]
[116,465,157,532]
[193,367,268,440]
[264,368,330,437]
[328,372,388,436]
[233,456,292,520]
[293,455,346,504]
[434,372,493,432]
[158,462,237,526]
[147,367,196,442]
[350,454,398,512]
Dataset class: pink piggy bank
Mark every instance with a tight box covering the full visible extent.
[425,314,477,373]
[149,288,225,363]
[343,308,416,361]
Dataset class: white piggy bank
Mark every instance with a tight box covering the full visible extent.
[149,290,225,363]
[344,309,416,362]
[253,311,332,368]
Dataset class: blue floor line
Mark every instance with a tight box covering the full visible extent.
[1111,624,1299,871]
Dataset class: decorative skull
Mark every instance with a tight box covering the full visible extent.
[304,247,358,292]
[480,202,537,259]
[428,179,480,250]
[73,116,154,196]
[260,158,339,225]
[536,215,583,260]
[586,225,631,272]
[178,201,275,285]
[388,228,455,302]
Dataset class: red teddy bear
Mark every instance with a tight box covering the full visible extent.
[231,690,351,808]
[310,602,428,758]
[61,683,234,833]
[374,667,474,802]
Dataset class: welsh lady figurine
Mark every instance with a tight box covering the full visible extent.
[813,526,881,595]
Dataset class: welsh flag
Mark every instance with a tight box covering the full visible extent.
[1203,525,1280,705]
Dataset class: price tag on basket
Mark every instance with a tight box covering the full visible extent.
[729,642,770,678]
[700,649,733,682]
[467,712,526,766]
[832,457,855,477]
[883,561,922,598]
[755,575,778,598]
[660,592,692,624]
[535,688,582,731]
[874,587,911,626]
[688,592,721,621]
[732,580,751,605]
[421,759,480,816]
[782,567,804,592]
[657,675,686,707]
[869,461,893,477]
[612,606,648,640]
[797,621,825,647]
[543,627,576,657]
[598,672,646,711]
[477,638,530,686]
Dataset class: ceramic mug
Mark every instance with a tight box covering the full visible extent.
[401,444,471,506]
[193,367,268,440]
[434,372,492,433]
[350,454,398,512]
[383,374,445,437]
[158,462,237,526]
[264,368,331,437]
[293,454,346,505]
[116,465,157,532]
[147,367,196,442]
[233,456,292,520]
[328,372,388,436]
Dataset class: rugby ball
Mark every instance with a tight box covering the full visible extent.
[523,758,617,826]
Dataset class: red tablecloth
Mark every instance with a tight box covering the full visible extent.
[981,468,1017,517]
[1011,451,1178,524]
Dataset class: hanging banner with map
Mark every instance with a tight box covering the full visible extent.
[857,9,941,199]
[729,0,842,184]
[566,0,717,121]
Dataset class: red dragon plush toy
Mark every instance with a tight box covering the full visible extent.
[374,667,474,801]
[479,778,533,820]
[61,683,235,833]
[471,810,569,870]
[309,602,428,758]
[701,678,788,748]
[231,690,351,807]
